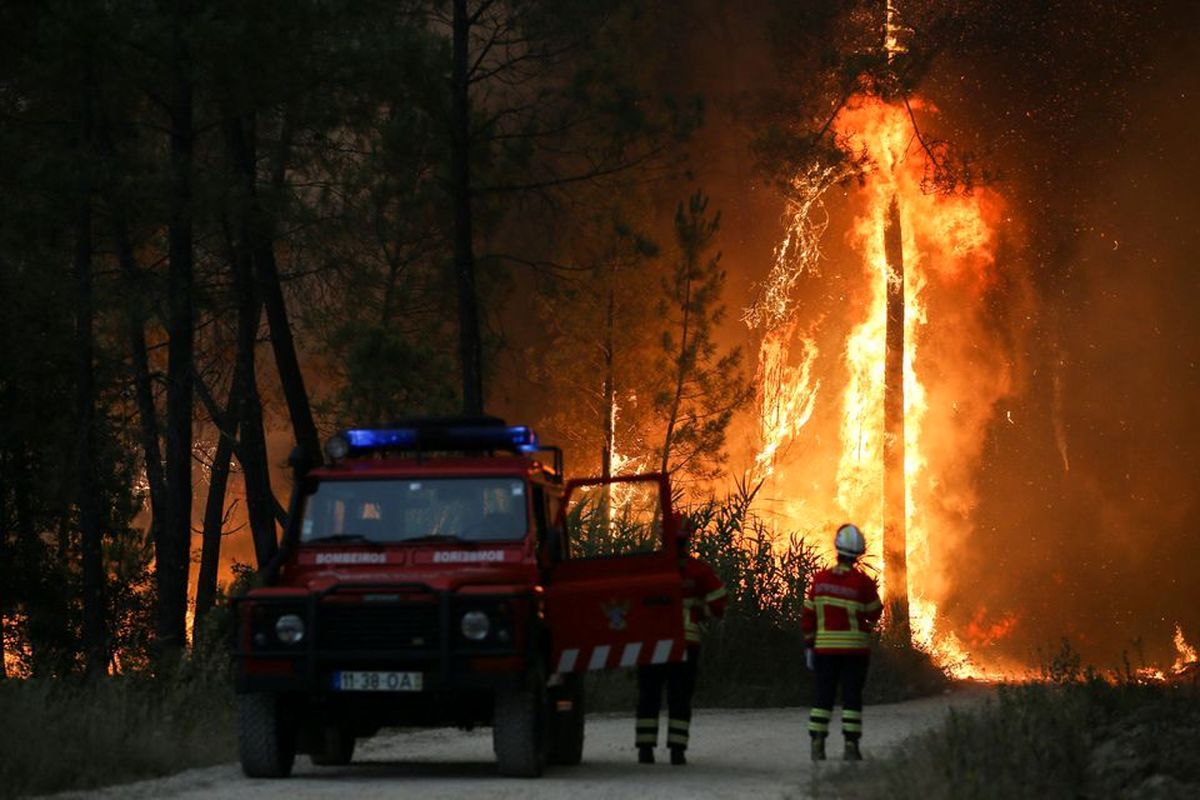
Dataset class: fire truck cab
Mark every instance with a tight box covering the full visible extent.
[233,417,688,778]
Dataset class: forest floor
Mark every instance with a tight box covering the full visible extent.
[45,689,988,800]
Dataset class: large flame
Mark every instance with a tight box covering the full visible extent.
[749,94,1019,678]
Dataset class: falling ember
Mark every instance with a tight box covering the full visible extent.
[748,93,1018,678]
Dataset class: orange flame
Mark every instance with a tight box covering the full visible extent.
[963,608,1019,648]
[750,94,1017,679]
[1172,624,1198,675]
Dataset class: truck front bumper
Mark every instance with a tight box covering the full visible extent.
[233,584,537,695]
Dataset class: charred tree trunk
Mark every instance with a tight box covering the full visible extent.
[158,23,196,656]
[226,112,281,568]
[451,0,484,416]
[882,194,909,632]
[74,74,108,676]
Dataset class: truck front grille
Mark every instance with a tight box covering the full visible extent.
[316,603,441,652]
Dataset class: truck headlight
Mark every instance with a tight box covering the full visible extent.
[461,610,490,641]
[275,613,306,644]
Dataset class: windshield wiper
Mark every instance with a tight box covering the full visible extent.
[305,533,376,544]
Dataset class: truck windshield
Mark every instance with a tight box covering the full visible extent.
[300,477,529,544]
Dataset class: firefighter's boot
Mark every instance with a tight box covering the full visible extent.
[637,746,654,764]
[670,746,687,766]
[810,735,827,762]
[843,739,862,761]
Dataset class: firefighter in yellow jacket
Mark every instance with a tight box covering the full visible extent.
[801,523,882,761]
[635,527,727,765]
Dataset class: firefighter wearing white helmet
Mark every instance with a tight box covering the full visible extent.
[801,523,882,762]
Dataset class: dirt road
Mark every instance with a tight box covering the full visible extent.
[64,690,986,800]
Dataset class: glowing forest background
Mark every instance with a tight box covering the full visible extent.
[1,0,1198,679]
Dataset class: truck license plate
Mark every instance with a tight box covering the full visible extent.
[332,670,423,692]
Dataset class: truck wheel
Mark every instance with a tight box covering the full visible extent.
[238,693,296,778]
[493,679,546,777]
[309,726,356,767]
[546,674,585,766]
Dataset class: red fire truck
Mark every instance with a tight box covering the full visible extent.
[233,418,689,778]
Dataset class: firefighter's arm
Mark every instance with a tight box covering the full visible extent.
[860,579,883,631]
[697,561,728,619]
[801,582,817,647]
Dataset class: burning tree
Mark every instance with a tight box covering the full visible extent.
[744,1,1021,674]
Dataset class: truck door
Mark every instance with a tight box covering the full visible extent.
[544,474,687,673]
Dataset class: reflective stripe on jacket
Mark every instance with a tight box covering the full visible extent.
[682,557,727,643]
[801,564,882,654]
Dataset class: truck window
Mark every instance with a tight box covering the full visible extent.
[300,477,529,543]
[563,480,663,559]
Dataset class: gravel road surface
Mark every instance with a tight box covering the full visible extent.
[60,690,987,800]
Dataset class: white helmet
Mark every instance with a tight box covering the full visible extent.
[835,523,866,559]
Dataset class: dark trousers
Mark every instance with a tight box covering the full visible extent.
[635,645,700,749]
[809,652,870,741]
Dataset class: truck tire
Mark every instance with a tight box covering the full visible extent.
[546,674,585,766]
[309,726,356,767]
[238,693,296,778]
[493,679,546,777]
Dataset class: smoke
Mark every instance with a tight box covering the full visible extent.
[929,6,1200,669]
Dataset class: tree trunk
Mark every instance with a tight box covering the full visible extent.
[660,263,694,476]
[0,467,8,680]
[882,194,909,632]
[602,282,616,480]
[226,112,281,567]
[74,75,108,676]
[195,375,290,541]
[236,291,279,568]
[600,281,615,524]
[241,116,321,466]
[12,466,40,673]
[114,225,166,562]
[452,0,484,415]
[158,27,196,656]
[194,417,234,627]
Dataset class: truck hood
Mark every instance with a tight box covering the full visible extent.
[279,541,537,593]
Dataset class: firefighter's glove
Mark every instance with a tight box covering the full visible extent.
[805,648,815,672]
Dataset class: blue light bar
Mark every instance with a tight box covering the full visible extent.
[340,424,539,455]
[344,428,418,450]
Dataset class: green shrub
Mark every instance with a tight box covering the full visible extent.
[830,677,1200,800]
[0,642,235,798]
